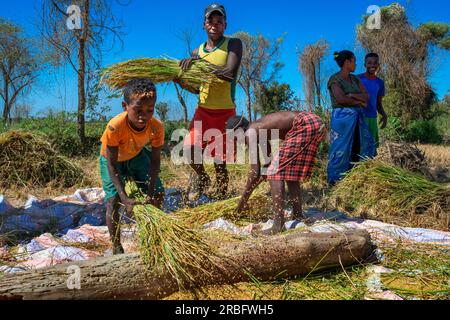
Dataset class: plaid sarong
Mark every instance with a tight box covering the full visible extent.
[266,112,325,181]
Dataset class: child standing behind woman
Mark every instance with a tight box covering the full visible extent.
[327,50,376,185]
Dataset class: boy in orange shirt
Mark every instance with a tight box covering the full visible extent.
[100,78,165,254]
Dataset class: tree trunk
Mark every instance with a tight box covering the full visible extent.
[77,0,89,145]
[312,61,320,111]
[2,79,9,123]
[245,85,252,121]
[0,230,375,300]
[317,61,322,110]
[174,84,188,123]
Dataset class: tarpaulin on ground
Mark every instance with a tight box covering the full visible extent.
[0,189,106,237]
[0,188,210,237]
[204,208,450,246]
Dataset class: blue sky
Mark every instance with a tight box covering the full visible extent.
[2,0,450,119]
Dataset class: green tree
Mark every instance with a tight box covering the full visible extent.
[0,19,39,123]
[256,81,294,116]
[233,32,284,121]
[155,102,169,122]
[418,22,450,49]
[39,0,125,144]
[357,3,449,126]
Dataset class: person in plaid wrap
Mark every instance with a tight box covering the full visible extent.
[227,111,326,235]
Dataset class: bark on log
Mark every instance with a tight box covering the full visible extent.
[0,229,376,300]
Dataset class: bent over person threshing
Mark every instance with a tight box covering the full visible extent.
[227,111,326,235]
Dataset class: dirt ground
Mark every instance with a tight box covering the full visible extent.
[418,144,450,183]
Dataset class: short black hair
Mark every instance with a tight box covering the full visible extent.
[226,115,250,131]
[365,52,380,61]
[123,78,156,104]
[333,50,355,68]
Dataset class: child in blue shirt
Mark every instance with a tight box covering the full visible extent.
[359,53,388,149]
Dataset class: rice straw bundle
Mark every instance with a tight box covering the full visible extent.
[101,58,224,91]
[0,131,84,188]
[176,194,273,228]
[331,159,450,229]
[132,195,221,287]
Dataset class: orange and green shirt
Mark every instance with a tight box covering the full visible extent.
[100,112,164,162]
[198,36,236,110]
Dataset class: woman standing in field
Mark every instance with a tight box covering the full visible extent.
[327,50,375,185]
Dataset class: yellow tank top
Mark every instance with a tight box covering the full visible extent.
[198,37,236,110]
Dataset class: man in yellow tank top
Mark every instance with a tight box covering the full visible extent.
[177,4,243,200]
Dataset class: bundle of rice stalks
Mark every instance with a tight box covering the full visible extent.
[101,58,223,91]
[377,142,431,178]
[331,159,450,230]
[176,193,273,228]
[0,131,84,188]
[132,194,221,287]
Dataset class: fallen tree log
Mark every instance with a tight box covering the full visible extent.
[0,229,375,300]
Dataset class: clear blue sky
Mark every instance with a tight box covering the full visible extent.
[3,0,450,119]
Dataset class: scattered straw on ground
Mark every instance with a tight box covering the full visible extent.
[0,131,84,189]
[418,144,450,169]
[176,193,273,228]
[417,144,450,183]
[379,241,450,299]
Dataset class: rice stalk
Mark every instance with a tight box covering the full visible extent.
[331,159,450,230]
[175,193,273,228]
[132,190,222,288]
[101,58,224,91]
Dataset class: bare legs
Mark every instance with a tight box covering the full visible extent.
[185,145,229,199]
[106,191,164,255]
[268,180,285,234]
[286,181,304,220]
[106,197,124,255]
[214,163,229,199]
[266,180,304,235]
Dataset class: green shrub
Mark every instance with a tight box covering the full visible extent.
[2,113,105,157]
[380,116,406,142]
[3,116,191,157]
[434,112,450,141]
[405,120,443,144]
[164,120,189,144]
[0,122,8,134]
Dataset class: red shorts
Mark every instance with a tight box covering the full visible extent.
[266,112,325,181]
[184,106,236,162]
